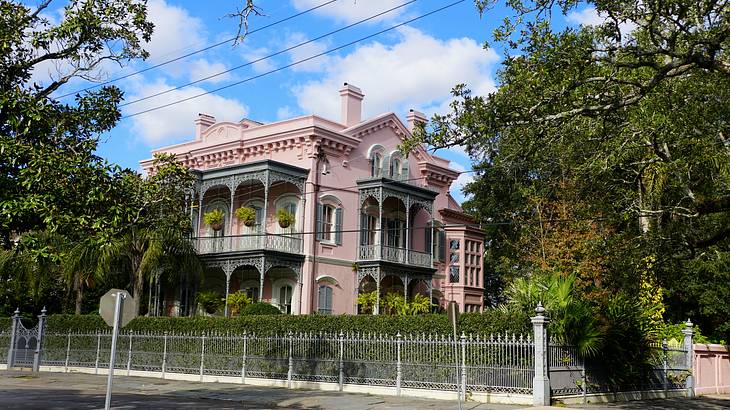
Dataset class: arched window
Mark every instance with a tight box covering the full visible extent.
[390,158,401,179]
[317,195,343,245]
[204,200,229,237]
[243,199,264,234]
[371,152,382,177]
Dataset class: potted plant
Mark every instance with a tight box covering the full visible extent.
[203,209,225,231]
[276,208,295,229]
[235,206,257,227]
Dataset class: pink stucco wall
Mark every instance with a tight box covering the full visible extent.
[694,344,730,395]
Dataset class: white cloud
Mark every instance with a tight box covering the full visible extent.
[291,0,411,24]
[286,32,331,73]
[187,59,232,84]
[291,27,498,122]
[125,80,249,145]
[566,7,604,26]
[566,6,637,35]
[276,106,295,119]
[144,0,206,75]
[240,45,276,73]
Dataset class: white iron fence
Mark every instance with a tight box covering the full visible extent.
[32,331,534,395]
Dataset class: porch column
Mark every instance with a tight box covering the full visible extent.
[224,272,231,317]
[263,172,269,248]
[429,217,435,268]
[259,256,266,302]
[228,184,236,236]
[197,194,204,238]
[405,196,410,264]
[378,187,383,257]
[374,268,381,315]
[404,275,408,300]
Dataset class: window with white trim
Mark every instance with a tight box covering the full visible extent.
[371,152,382,177]
[318,285,333,315]
[275,195,299,234]
[322,205,334,240]
[277,284,293,314]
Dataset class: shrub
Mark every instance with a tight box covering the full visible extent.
[226,291,252,316]
[39,309,530,336]
[196,290,223,314]
[235,207,256,226]
[241,302,281,315]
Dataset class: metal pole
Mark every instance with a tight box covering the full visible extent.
[126,331,133,376]
[662,338,668,397]
[94,332,101,375]
[338,331,344,391]
[8,308,20,368]
[199,332,206,382]
[162,332,168,379]
[64,331,71,373]
[460,333,467,402]
[287,331,293,388]
[241,331,247,384]
[396,333,402,396]
[33,307,47,373]
[105,291,125,410]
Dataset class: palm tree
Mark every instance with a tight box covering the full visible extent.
[62,239,104,315]
[98,226,202,315]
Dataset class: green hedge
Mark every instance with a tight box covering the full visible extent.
[39,309,530,336]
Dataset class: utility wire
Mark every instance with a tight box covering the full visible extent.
[122,0,467,119]
[55,0,340,99]
[120,0,418,108]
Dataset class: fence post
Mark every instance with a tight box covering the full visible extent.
[94,331,101,375]
[287,331,293,389]
[396,333,402,396]
[682,319,695,398]
[64,331,71,373]
[338,331,344,392]
[126,330,133,376]
[531,303,550,406]
[199,332,206,382]
[32,307,47,372]
[662,338,668,397]
[162,331,168,379]
[7,308,20,368]
[241,331,247,384]
[460,333,467,401]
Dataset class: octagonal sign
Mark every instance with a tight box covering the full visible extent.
[99,289,136,328]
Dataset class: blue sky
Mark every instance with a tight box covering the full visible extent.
[37,0,600,202]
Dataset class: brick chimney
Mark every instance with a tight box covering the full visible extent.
[406,109,427,133]
[194,113,216,140]
[339,83,364,127]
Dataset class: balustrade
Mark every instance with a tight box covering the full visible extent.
[195,234,302,255]
[357,245,432,268]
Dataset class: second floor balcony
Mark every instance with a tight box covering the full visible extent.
[195,233,302,255]
[357,244,432,268]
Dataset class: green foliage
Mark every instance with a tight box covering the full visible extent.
[35,309,529,336]
[226,291,252,316]
[357,291,377,314]
[203,209,224,229]
[234,207,256,226]
[196,291,223,314]
[380,293,432,316]
[276,209,295,228]
[240,302,281,315]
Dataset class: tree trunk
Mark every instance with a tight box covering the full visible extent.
[74,274,83,315]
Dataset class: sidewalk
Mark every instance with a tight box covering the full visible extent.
[0,370,519,409]
[1,370,727,409]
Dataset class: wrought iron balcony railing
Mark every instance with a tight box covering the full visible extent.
[357,244,432,268]
[195,234,302,255]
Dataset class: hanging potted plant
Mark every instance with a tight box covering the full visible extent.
[203,209,225,231]
[276,208,295,229]
[235,206,257,227]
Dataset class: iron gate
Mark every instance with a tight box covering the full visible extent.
[7,308,47,371]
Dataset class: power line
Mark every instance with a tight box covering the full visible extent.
[122,0,468,119]
[120,0,418,108]
[55,0,340,99]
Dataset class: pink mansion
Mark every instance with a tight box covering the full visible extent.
[141,84,486,316]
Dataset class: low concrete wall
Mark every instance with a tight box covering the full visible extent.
[33,365,532,406]
[695,343,730,395]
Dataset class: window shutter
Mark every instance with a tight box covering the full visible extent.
[381,153,391,178]
[335,207,343,245]
[425,223,432,257]
[255,207,264,233]
[360,213,368,245]
[318,285,325,312]
[438,230,446,261]
[316,203,324,241]
[325,286,333,313]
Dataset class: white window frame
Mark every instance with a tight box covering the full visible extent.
[274,194,300,234]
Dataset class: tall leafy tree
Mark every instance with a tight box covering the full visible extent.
[406,0,730,340]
